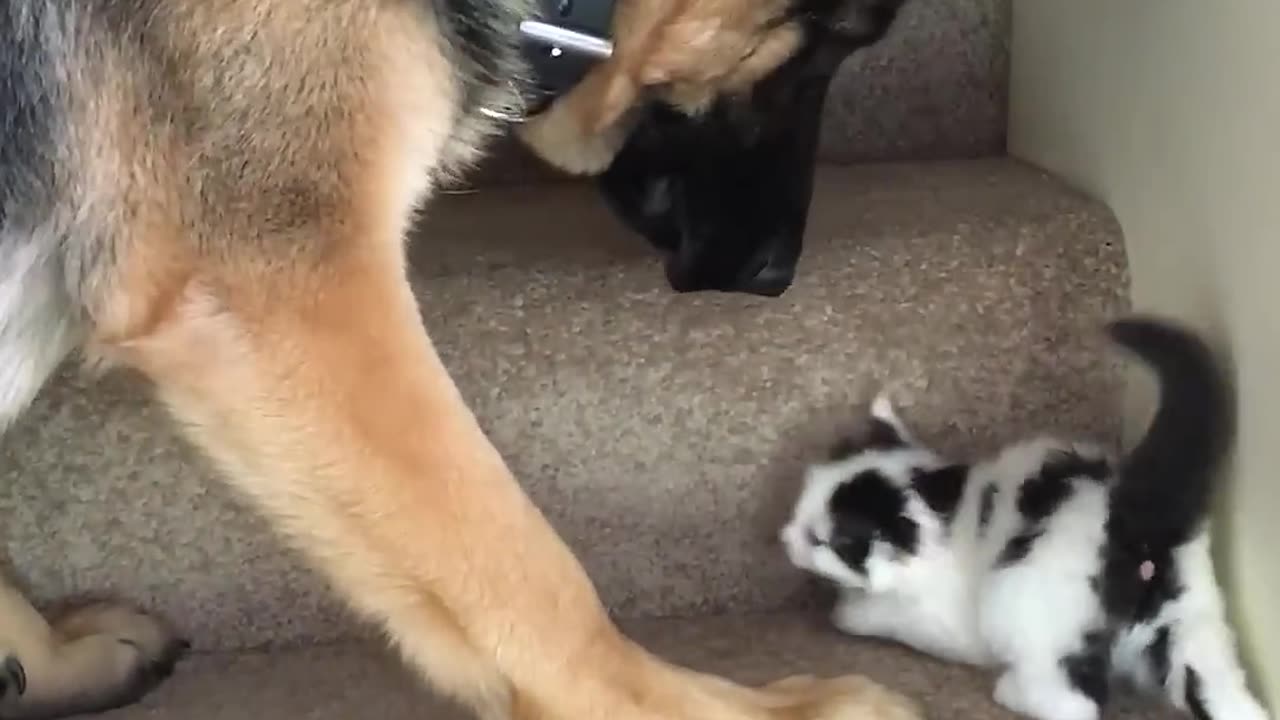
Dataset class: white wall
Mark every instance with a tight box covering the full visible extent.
[1008,0,1279,707]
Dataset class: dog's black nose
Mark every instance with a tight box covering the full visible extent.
[663,248,796,297]
[735,257,795,297]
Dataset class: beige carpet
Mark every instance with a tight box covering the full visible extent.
[1,160,1129,653]
[98,614,1176,720]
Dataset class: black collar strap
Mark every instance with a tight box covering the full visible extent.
[517,0,618,118]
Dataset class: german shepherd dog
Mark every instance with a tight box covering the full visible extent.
[0,1,918,719]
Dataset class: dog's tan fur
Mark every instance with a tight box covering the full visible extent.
[0,1,921,718]
[517,0,804,174]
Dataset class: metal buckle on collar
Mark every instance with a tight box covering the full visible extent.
[484,0,616,123]
[520,20,614,61]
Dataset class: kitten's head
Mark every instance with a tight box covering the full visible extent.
[780,394,949,592]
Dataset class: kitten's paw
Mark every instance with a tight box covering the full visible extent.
[994,672,1098,720]
[0,654,26,699]
[780,524,812,570]
[993,673,1032,716]
[830,598,879,638]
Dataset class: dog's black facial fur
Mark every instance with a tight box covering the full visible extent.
[597,0,906,296]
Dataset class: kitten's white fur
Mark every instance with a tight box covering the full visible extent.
[781,393,1270,720]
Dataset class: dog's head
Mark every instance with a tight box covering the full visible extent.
[517,0,907,295]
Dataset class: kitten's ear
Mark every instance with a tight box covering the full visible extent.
[865,416,905,450]
[869,391,915,445]
[828,435,863,462]
[828,396,907,461]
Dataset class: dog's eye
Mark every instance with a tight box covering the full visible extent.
[806,529,825,546]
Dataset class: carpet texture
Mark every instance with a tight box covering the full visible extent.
[1,159,1128,653]
[97,614,1176,720]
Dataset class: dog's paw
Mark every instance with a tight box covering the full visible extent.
[21,601,191,715]
[106,631,189,704]
[60,601,189,693]
[765,674,923,720]
[0,654,27,700]
[55,600,188,664]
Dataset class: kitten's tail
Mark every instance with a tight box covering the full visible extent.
[1107,315,1234,552]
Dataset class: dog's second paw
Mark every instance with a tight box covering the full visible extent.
[34,601,190,715]
[765,674,923,720]
[0,654,27,700]
[111,631,190,701]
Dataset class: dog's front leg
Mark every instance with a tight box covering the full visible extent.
[98,237,918,720]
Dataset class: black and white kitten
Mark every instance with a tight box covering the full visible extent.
[780,317,1270,720]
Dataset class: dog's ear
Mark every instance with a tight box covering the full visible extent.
[515,78,638,175]
[579,63,642,134]
[633,1,802,115]
[520,0,807,165]
[570,0,793,128]
[580,0,680,130]
[514,0,676,173]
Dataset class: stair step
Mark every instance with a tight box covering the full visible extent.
[97,613,1175,720]
[1,159,1128,651]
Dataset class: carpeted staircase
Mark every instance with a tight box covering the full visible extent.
[0,1,1182,718]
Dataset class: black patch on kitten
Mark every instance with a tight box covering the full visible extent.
[1098,316,1230,626]
[1101,541,1185,624]
[1034,448,1105,486]
[828,470,919,566]
[1018,453,1099,523]
[1184,667,1212,720]
[998,453,1098,566]
[977,484,998,532]
[1139,559,1185,622]
[996,530,1043,566]
[828,531,873,571]
[1061,629,1112,708]
[911,464,970,526]
[866,416,907,450]
[1145,625,1172,688]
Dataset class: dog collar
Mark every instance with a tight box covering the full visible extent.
[485,0,617,123]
